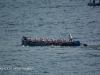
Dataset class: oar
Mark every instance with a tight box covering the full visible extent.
[83,43,88,46]
[81,43,88,46]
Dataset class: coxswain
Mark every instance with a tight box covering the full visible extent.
[68,34,73,42]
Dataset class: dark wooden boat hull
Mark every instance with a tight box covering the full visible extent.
[22,40,80,46]
[88,3,100,6]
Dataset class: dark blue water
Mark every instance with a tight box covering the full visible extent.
[0,0,100,75]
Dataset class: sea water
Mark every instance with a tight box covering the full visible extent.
[0,0,100,75]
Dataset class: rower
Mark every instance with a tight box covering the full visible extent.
[45,38,49,43]
[22,36,27,40]
[63,38,66,43]
[57,38,60,43]
[34,38,38,42]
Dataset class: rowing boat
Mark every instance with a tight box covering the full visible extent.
[22,37,81,46]
[88,3,100,6]
[88,0,100,6]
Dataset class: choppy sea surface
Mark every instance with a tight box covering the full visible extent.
[0,0,100,75]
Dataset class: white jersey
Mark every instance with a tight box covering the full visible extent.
[69,34,73,40]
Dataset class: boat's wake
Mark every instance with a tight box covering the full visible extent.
[88,44,100,46]
[84,43,100,50]
[13,42,100,50]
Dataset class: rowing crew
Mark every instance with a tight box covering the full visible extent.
[22,34,73,43]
